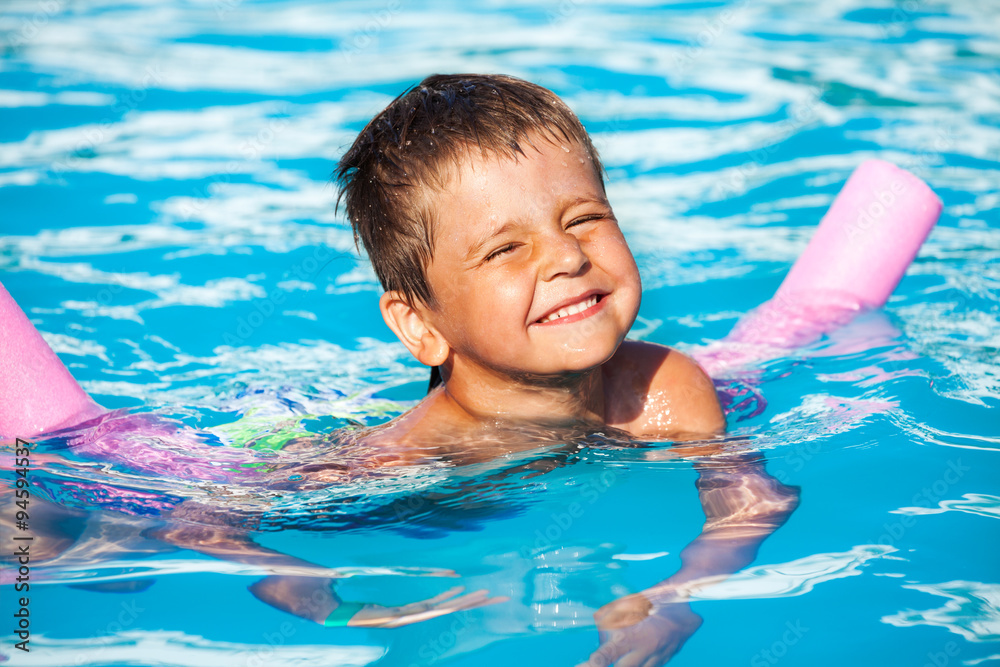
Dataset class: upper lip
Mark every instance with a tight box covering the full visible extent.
[531,289,607,324]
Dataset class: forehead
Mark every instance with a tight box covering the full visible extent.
[422,136,605,243]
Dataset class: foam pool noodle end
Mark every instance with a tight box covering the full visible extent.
[695,159,942,378]
[0,280,105,438]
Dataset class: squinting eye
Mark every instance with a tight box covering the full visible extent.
[567,214,605,229]
[484,243,518,262]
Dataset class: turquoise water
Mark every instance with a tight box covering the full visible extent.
[1,0,999,665]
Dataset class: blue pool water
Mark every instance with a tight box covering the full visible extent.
[1,0,998,665]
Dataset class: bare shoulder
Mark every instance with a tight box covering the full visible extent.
[356,388,494,464]
[603,340,726,438]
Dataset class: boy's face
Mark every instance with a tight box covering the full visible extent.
[418,134,641,381]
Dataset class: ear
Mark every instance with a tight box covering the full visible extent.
[379,291,450,367]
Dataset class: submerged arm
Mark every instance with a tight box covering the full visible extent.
[149,515,337,622]
[151,502,504,627]
[649,451,800,601]
[581,449,800,666]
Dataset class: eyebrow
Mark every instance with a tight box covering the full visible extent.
[570,195,612,209]
[466,221,517,261]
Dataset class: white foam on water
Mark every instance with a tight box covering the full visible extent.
[7,631,383,667]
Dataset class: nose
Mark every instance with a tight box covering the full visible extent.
[539,229,590,281]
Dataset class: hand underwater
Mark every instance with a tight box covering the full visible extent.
[578,594,702,667]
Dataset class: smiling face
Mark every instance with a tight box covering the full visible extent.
[414,135,642,383]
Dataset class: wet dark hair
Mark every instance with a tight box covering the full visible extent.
[334,73,605,308]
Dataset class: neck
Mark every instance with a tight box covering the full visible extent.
[439,361,606,428]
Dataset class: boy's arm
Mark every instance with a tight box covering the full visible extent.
[590,349,797,665]
[607,450,799,606]
[151,503,506,627]
[580,450,800,666]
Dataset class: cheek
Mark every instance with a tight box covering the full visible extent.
[480,274,533,325]
[449,273,534,346]
[595,234,640,284]
[614,237,641,290]
[621,253,642,315]
[622,248,641,292]
[596,235,642,320]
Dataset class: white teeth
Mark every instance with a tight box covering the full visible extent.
[538,295,598,324]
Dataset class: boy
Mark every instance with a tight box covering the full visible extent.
[335,73,725,453]
[1,74,798,666]
[329,74,796,665]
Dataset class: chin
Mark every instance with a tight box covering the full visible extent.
[541,342,620,375]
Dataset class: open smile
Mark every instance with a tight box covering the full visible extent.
[533,291,607,326]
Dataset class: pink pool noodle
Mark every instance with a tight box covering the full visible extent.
[1,280,105,438]
[695,159,942,377]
